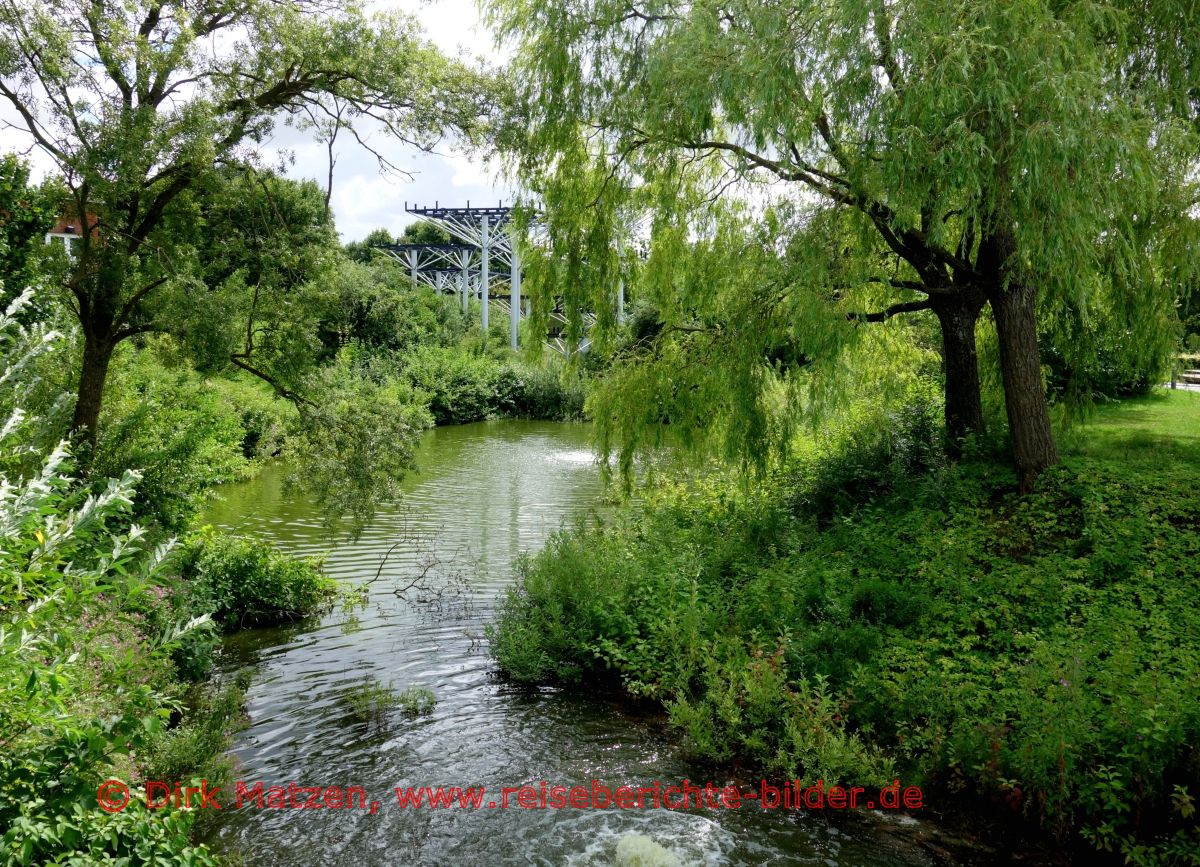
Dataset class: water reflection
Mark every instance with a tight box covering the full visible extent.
[202,420,946,865]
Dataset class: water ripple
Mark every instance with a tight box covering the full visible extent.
[201,421,945,866]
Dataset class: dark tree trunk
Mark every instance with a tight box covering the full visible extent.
[931,289,986,452]
[979,234,1059,490]
[71,331,116,447]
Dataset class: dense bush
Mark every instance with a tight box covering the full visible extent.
[94,350,249,530]
[400,345,587,424]
[91,346,296,531]
[402,344,511,424]
[1043,335,1162,401]
[508,360,588,420]
[138,673,252,807]
[209,375,292,459]
[0,297,337,864]
[790,382,949,521]
[491,394,1200,863]
[177,531,338,631]
[0,442,221,865]
[326,258,467,353]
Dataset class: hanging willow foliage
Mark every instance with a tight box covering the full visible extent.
[491,0,1200,483]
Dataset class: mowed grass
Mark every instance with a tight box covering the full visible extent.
[1062,388,1200,467]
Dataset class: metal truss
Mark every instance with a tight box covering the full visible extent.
[393,202,525,348]
[371,201,616,355]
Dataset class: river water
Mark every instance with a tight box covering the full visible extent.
[200,420,948,866]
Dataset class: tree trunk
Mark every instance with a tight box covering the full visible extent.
[985,273,1059,490]
[71,331,116,447]
[932,289,986,451]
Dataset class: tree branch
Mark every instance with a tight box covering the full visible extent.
[847,298,933,323]
[230,354,316,407]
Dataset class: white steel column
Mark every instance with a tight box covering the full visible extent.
[459,252,469,311]
[435,270,444,297]
[617,279,626,324]
[480,216,490,332]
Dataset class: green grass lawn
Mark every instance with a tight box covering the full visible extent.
[1062,388,1200,466]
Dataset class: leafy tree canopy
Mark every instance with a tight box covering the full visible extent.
[0,153,58,309]
[0,0,498,441]
[491,0,1200,483]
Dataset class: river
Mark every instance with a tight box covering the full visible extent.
[200,420,951,865]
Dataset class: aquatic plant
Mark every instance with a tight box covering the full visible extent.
[396,685,437,717]
[343,680,436,724]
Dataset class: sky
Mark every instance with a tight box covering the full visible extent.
[0,0,513,243]
[265,0,514,241]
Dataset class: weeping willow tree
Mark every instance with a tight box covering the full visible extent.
[492,0,1197,487]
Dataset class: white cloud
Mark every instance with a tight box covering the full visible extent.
[304,0,517,241]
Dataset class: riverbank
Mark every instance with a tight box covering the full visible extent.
[0,454,340,864]
[201,421,953,865]
[94,338,589,537]
[491,390,1200,864]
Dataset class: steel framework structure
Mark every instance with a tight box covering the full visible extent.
[375,201,621,353]
[404,202,522,348]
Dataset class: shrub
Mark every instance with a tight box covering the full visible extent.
[178,531,337,630]
[397,685,437,716]
[208,375,291,459]
[328,259,467,353]
[343,678,399,724]
[398,344,589,425]
[0,448,220,865]
[401,344,508,424]
[508,360,588,420]
[140,677,249,788]
[0,296,234,865]
[791,381,948,521]
[94,348,253,531]
[490,393,1200,861]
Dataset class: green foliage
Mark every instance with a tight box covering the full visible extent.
[181,168,341,385]
[85,343,299,531]
[209,376,292,461]
[326,257,467,353]
[177,531,337,631]
[490,0,1200,482]
[0,154,58,312]
[343,227,398,264]
[508,358,588,420]
[1041,292,1180,404]
[402,345,514,424]
[0,426,219,863]
[0,0,498,475]
[400,345,586,425]
[790,381,950,521]
[343,678,401,724]
[491,390,1200,860]
[398,221,453,245]
[343,679,436,725]
[396,684,437,716]
[3,800,218,867]
[139,677,249,803]
[93,348,250,531]
[0,290,74,478]
[287,358,433,531]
